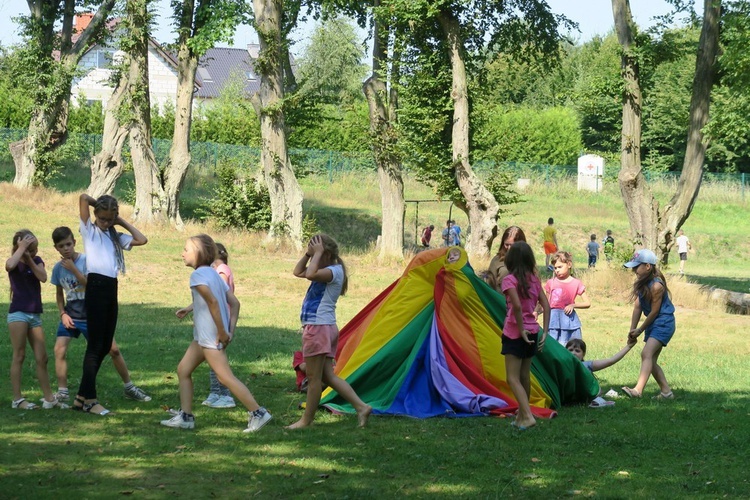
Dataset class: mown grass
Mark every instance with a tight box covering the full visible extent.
[0,170,749,498]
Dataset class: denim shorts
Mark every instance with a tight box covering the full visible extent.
[7,311,42,328]
[56,319,89,339]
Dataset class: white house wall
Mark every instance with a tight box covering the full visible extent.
[71,44,180,110]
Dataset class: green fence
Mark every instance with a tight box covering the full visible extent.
[1,128,747,196]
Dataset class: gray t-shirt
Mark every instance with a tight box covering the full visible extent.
[50,254,87,320]
[586,241,600,257]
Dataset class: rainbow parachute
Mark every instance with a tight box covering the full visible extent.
[321,247,598,418]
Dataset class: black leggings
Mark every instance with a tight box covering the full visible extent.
[77,273,118,399]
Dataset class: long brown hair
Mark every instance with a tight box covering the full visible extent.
[504,241,537,298]
[630,264,669,303]
[496,226,527,260]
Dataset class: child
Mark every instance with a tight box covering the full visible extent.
[50,226,151,404]
[603,230,615,263]
[420,225,434,248]
[586,234,600,268]
[621,249,675,400]
[566,338,637,408]
[73,194,148,415]
[488,226,527,294]
[542,217,558,271]
[6,230,63,409]
[286,234,371,429]
[165,234,271,431]
[544,251,591,345]
[176,242,237,409]
[566,338,636,373]
[501,241,550,430]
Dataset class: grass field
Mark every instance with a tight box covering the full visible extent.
[0,171,749,498]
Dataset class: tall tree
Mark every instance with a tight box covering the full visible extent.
[251,0,304,247]
[613,0,721,259]
[11,0,116,187]
[163,0,246,228]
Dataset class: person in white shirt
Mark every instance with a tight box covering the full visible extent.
[675,230,693,275]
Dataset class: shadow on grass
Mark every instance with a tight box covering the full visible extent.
[1,301,749,497]
[303,201,381,252]
[684,274,750,294]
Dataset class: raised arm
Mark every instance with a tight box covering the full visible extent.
[294,235,332,283]
[116,216,148,246]
[80,193,96,223]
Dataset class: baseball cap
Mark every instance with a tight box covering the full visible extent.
[623,249,658,268]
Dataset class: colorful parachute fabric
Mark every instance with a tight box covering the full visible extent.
[321,247,599,418]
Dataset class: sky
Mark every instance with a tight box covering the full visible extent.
[0,0,698,55]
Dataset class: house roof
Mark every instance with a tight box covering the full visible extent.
[195,47,260,98]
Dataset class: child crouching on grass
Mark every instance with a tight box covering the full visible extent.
[163,234,271,432]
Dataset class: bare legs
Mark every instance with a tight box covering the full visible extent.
[505,354,536,428]
[286,354,371,429]
[625,337,671,396]
[176,341,260,415]
[9,322,54,403]
[55,337,133,389]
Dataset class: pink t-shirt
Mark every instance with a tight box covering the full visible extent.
[544,276,585,310]
[501,273,543,339]
[214,263,235,292]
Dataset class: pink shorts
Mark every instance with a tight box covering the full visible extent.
[302,324,339,358]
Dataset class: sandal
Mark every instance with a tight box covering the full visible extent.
[621,387,642,398]
[72,396,86,411]
[82,400,110,416]
[11,398,38,410]
[653,391,675,400]
[589,396,615,408]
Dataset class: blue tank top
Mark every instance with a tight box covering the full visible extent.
[638,278,675,335]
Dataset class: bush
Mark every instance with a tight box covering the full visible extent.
[199,164,271,231]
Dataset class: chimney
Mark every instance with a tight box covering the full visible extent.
[247,43,260,59]
[76,13,95,33]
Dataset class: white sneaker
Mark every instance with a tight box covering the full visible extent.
[244,407,272,433]
[202,393,221,406]
[208,395,236,408]
[41,397,70,410]
[54,391,70,402]
[160,410,195,429]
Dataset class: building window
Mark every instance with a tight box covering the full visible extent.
[197,67,212,82]
[97,50,111,69]
[246,70,256,81]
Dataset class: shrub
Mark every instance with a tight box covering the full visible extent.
[199,164,271,231]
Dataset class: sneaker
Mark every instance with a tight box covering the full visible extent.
[54,391,70,402]
[160,410,195,429]
[124,385,152,402]
[208,395,236,408]
[41,397,70,410]
[244,407,272,433]
[202,393,221,406]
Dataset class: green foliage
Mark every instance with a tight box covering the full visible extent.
[191,70,260,146]
[68,96,104,134]
[151,101,176,140]
[483,172,522,216]
[301,213,319,243]
[200,164,271,230]
[288,102,369,152]
[473,105,583,166]
[0,47,34,128]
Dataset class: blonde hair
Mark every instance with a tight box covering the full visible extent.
[551,250,574,267]
[313,233,348,296]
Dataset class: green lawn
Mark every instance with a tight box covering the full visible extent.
[0,172,749,498]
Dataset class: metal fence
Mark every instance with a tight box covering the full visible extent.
[1,128,747,194]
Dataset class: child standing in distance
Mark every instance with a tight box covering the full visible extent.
[544,251,591,346]
[166,235,271,431]
[675,229,693,275]
[621,249,675,400]
[177,242,237,409]
[586,234,600,268]
[6,230,63,410]
[73,194,148,415]
[501,241,550,430]
[287,234,371,429]
[602,230,615,263]
[50,227,151,404]
[542,217,558,271]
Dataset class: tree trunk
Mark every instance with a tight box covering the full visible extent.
[252,0,304,248]
[11,0,116,188]
[658,0,721,255]
[612,0,660,250]
[438,11,499,258]
[89,71,130,197]
[163,0,201,229]
[364,4,405,259]
[614,0,720,261]
[127,0,167,223]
